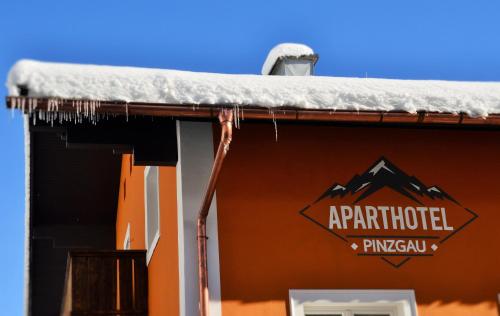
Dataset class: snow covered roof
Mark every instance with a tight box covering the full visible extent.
[261,43,316,75]
[7,59,500,117]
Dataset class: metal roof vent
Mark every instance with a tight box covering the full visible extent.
[261,43,318,76]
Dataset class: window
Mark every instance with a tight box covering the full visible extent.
[123,223,131,250]
[144,166,160,264]
[290,290,417,316]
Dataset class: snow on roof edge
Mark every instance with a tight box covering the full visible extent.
[7,59,500,117]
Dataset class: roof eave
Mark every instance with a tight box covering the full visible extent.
[7,96,500,126]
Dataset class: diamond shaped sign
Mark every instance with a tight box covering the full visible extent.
[299,157,478,268]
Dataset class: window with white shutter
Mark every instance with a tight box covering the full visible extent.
[290,290,417,316]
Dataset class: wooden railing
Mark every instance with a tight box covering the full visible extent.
[61,250,148,316]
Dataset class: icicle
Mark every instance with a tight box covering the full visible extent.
[11,98,16,118]
[90,100,94,124]
[232,104,241,129]
[238,105,242,128]
[271,109,278,142]
[75,100,80,117]
[232,105,236,128]
[83,100,88,119]
[21,98,26,114]
[77,100,82,122]
[90,100,98,124]
[125,102,129,122]
[96,100,101,123]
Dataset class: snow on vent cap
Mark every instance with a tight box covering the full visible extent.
[261,43,316,75]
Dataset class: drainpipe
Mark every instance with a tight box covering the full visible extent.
[197,109,233,316]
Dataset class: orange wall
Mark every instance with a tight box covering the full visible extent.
[116,155,145,250]
[116,154,180,316]
[215,123,500,316]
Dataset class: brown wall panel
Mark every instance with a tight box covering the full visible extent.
[215,123,500,316]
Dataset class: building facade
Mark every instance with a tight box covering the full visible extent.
[6,45,500,316]
[116,121,500,316]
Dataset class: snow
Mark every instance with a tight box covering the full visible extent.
[261,43,315,75]
[355,182,371,192]
[333,185,345,191]
[370,160,395,175]
[428,186,441,193]
[7,59,500,117]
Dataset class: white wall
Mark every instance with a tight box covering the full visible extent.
[176,121,222,316]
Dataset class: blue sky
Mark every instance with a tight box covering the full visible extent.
[0,0,499,314]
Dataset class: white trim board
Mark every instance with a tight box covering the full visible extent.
[176,121,222,316]
[144,166,161,265]
[290,289,418,316]
[23,115,31,316]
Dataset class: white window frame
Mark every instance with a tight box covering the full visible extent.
[144,166,161,265]
[289,290,418,316]
[123,223,131,250]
